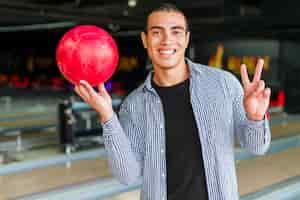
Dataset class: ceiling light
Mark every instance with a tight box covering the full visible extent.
[128,0,137,7]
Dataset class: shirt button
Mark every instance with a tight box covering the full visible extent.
[161,149,164,153]
[160,124,163,129]
[162,173,165,178]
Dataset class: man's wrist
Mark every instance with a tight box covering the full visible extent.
[100,110,114,123]
[246,113,265,121]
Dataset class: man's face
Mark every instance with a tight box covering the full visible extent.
[141,11,190,70]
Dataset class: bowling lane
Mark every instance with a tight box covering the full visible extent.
[0,110,54,121]
[0,118,56,129]
[0,98,57,138]
[237,146,300,196]
[1,147,300,199]
[0,98,57,115]
[102,190,140,200]
[0,158,111,200]
[271,120,300,139]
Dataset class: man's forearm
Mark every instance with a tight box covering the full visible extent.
[102,113,142,184]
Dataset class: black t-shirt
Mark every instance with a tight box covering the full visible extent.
[152,78,209,200]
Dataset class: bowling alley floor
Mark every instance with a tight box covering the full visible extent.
[1,96,300,200]
[2,145,300,200]
[0,157,111,200]
[237,146,300,195]
[0,143,141,200]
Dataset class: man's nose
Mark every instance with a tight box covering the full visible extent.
[161,31,173,45]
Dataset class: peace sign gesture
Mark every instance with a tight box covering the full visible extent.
[240,59,271,121]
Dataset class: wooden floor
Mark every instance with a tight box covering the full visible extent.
[271,121,300,139]
[102,191,140,200]
[0,158,111,200]
[1,111,300,200]
[1,146,300,200]
[237,146,300,195]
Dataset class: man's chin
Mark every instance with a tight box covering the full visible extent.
[154,60,178,69]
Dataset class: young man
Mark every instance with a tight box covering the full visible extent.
[75,4,271,200]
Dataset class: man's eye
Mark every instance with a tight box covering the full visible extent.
[173,30,184,35]
[152,31,160,35]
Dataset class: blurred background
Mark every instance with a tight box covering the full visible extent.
[1,0,300,200]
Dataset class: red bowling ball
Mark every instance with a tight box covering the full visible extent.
[56,25,119,86]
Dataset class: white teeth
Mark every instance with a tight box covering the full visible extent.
[159,50,175,55]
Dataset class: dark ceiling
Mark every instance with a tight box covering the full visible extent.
[0,0,224,31]
[0,0,300,39]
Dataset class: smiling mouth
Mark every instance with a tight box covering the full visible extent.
[158,49,176,56]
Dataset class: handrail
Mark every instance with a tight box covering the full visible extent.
[0,149,106,176]
[0,124,56,135]
[241,176,300,200]
[1,134,300,176]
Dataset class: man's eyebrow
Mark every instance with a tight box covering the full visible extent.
[171,26,185,30]
[148,26,186,31]
[149,26,164,30]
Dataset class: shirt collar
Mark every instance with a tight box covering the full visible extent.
[142,58,202,93]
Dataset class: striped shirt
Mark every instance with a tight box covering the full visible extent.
[102,59,271,200]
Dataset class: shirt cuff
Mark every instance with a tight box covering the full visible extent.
[101,113,119,135]
[245,113,269,127]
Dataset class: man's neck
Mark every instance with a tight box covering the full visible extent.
[153,63,190,87]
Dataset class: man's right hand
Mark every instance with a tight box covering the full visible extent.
[74,80,114,123]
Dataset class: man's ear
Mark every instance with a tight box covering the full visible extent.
[141,32,147,49]
[185,31,190,49]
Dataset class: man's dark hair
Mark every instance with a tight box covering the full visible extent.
[144,3,190,33]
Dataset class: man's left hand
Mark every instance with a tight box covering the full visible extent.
[240,59,271,121]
